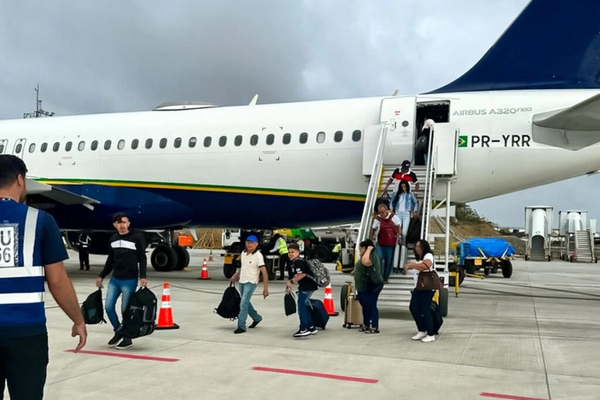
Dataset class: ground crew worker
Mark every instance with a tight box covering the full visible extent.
[271,234,292,280]
[78,232,91,270]
[0,155,87,399]
[332,241,342,261]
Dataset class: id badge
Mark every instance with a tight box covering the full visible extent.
[0,224,18,267]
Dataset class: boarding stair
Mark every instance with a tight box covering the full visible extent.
[574,230,595,263]
[529,236,546,261]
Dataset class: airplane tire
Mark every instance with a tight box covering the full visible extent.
[173,246,190,271]
[438,288,449,317]
[151,245,178,272]
[501,260,513,278]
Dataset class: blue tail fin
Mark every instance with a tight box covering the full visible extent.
[429,0,600,93]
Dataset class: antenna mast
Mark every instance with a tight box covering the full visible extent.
[23,84,55,118]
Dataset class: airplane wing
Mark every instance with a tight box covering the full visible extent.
[26,179,100,206]
[532,92,600,150]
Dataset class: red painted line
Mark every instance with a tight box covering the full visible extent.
[64,349,179,362]
[481,392,549,400]
[252,366,378,384]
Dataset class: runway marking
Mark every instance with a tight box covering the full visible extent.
[65,349,179,362]
[480,392,549,400]
[252,366,378,384]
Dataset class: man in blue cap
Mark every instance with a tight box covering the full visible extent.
[229,235,269,334]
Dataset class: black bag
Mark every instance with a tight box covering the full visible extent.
[81,289,106,325]
[284,290,296,316]
[374,192,391,211]
[406,217,421,244]
[415,134,428,152]
[214,283,241,320]
[431,301,444,335]
[308,299,329,329]
[118,286,157,339]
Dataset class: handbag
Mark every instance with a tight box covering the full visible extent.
[284,290,297,316]
[416,270,443,291]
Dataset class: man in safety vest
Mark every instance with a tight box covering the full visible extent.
[270,234,292,280]
[0,155,87,399]
[332,241,342,261]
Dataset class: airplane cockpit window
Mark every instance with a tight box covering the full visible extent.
[316,131,326,144]
[204,136,212,148]
[250,134,258,146]
[234,135,242,146]
[65,141,73,152]
[334,131,343,143]
[219,136,227,147]
[40,143,48,153]
[174,137,182,148]
[118,139,126,150]
[145,139,153,149]
[104,140,112,151]
[78,141,85,151]
[189,137,197,148]
[283,133,291,145]
[131,139,139,150]
[53,142,60,152]
[91,140,98,151]
[28,143,36,153]
[159,138,167,149]
[300,132,308,144]
[352,130,362,142]
[266,134,275,145]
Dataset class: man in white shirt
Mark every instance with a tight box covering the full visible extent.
[230,235,269,334]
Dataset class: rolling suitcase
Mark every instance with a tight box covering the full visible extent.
[431,301,444,335]
[342,283,363,329]
[309,299,329,329]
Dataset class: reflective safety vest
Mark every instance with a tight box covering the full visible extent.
[0,203,46,327]
[278,238,288,255]
[333,243,341,253]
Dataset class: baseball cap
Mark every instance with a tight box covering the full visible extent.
[246,235,258,242]
[401,160,411,168]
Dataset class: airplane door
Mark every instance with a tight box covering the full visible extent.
[432,123,458,176]
[379,97,417,164]
[12,138,27,159]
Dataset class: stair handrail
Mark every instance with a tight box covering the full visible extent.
[420,131,436,241]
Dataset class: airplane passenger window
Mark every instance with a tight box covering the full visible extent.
[300,132,308,144]
[91,141,98,151]
[118,139,126,150]
[234,135,242,146]
[219,136,227,147]
[160,138,167,149]
[65,141,73,152]
[283,133,291,145]
[131,139,139,150]
[40,143,48,153]
[15,144,23,154]
[266,134,274,145]
[316,131,326,144]
[189,137,197,148]
[0,144,4,154]
[145,139,153,149]
[28,143,36,153]
[334,131,343,143]
[204,137,212,147]
[53,142,60,152]
[104,140,112,150]
[250,135,258,146]
[78,141,85,151]
[352,130,361,142]
[174,137,182,148]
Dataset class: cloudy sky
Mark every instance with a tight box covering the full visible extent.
[1,0,596,228]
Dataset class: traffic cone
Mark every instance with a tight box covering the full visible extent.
[323,284,339,316]
[208,250,214,262]
[198,258,211,280]
[156,282,180,330]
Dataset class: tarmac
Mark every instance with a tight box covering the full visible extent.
[12,249,600,400]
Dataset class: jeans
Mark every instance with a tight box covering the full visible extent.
[409,289,435,336]
[238,282,262,330]
[376,245,395,281]
[297,290,314,330]
[106,277,138,332]
[357,284,383,328]
[397,211,411,243]
[0,333,48,400]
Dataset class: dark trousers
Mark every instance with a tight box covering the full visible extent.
[0,333,48,400]
[78,248,90,270]
[409,289,435,335]
[357,284,383,328]
[279,253,292,279]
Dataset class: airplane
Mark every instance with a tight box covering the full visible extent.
[1,0,600,272]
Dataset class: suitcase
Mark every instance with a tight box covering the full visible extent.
[431,301,444,335]
[343,294,363,329]
[308,299,329,329]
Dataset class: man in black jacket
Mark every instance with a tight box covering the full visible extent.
[95,213,147,350]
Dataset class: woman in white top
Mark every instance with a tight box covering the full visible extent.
[403,239,437,343]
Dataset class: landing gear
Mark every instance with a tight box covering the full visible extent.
[151,244,178,272]
[173,246,190,271]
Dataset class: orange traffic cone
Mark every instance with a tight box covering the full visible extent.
[323,284,339,316]
[198,258,211,280]
[156,282,180,330]
[208,250,214,262]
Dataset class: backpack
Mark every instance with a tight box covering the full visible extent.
[406,217,422,244]
[81,289,106,325]
[307,259,331,287]
[415,134,428,152]
[377,214,398,246]
[117,287,157,339]
[214,284,241,320]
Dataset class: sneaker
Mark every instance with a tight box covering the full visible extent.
[365,328,380,334]
[358,325,370,332]
[421,335,436,343]
[115,337,133,350]
[308,327,318,335]
[107,333,123,347]
[411,331,427,341]
[293,329,311,338]
[249,319,262,329]
[234,328,246,334]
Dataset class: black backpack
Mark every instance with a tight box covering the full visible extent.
[81,289,106,325]
[214,284,241,320]
[117,287,157,339]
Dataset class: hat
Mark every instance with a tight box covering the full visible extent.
[246,235,258,242]
[401,160,411,169]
